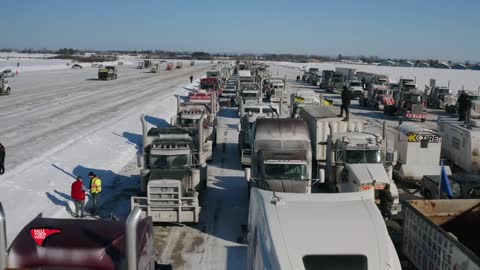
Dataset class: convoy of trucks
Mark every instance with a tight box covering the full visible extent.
[5,60,480,270]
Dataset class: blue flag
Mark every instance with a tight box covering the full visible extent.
[440,161,453,199]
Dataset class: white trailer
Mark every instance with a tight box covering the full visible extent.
[403,199,480,270]
[335,67,356,81]
[298,105,366,179]
[247,188,401,270]
[437,117,480,173]
[393,123,451,181]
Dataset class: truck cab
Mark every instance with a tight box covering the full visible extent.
[347,79,364,99]
[247,119,313,193]
[325,132,400,214]
[133,115,207,223]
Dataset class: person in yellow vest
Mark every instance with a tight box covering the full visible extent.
[88,171,102,215]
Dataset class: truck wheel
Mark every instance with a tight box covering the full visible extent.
[421,118,426,122]
[6,87,10,95]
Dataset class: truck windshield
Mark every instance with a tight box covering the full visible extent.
[179,118,199,126]
[350,82,362,87]
[242,93,258,98]
[263,164,307,180]
[200,84,215,90]
[345,150,382,164]
[409,95,422,104]
[150,154,188,170]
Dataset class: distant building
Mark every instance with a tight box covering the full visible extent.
[378,60,396,66]
[431,62,450,69]
[451,63,467,70]
[471,65,480,71]
[416,62,430,68]
[398,61,414,67]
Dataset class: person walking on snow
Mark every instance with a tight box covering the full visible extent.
[88,172,102,214]
[190,74,193,83]
[0,143,5,175]
[337,86,351,121]
[71,176,86,217]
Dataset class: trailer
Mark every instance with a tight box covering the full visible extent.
[403,199,480,270]
[298,106,366,180]
[247,188,401,270]
[393,123,451,182]
[437,117,480,173]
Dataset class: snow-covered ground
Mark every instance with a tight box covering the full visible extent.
[2,58,473,269]
[274,61,480,94]
[0,63,211,244]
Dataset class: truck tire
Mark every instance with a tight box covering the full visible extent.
[6,87,10,95]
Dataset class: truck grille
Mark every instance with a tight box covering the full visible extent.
[411,104,423,114]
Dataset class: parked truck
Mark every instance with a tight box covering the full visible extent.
[360,84,394,111]
[298,106,366,181]
[174,96,216,160]
[0,204,167,270]
[131,114,207,223]
[247,188,402,270]
[175,62,183,69]
[319,69,335,91]
[346,79,363,99]
[245,118,313,193]
[335,67,356,89]
[323,130,401,214]
[98,66,118,80]
[0,75,11,95]
[238,105,278,167]
[402,199,480,270]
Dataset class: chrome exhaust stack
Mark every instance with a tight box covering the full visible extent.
[0,203,7,270]
[126,207,142,270]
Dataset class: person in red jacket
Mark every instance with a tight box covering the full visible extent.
[71,176,86,218]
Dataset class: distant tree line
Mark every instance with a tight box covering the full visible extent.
[0,47,478,65]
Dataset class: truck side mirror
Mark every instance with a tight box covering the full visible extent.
[245,167,251,182]
[318,169,325,183]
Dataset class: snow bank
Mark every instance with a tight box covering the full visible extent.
[272,61,480,94]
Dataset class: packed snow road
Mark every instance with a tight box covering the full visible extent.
[0,63,211,243]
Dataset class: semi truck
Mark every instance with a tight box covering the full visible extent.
[238,105,278,167]
[131,114,207,223]
[402,199,480,270]
[393,123,451,182]
[335,67,356,89]
[173,97,215,161]
[0,204,167,270]
[247,188,402,270]
[323,130,401,214]
[0,76,11,95]
[319,69,335,91]
[298,106,366,181]
[98,66,118,80]
[245,118,313,193]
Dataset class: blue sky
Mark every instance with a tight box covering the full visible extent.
[1,0,478,61]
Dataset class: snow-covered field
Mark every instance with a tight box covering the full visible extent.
[274,61,480,94]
